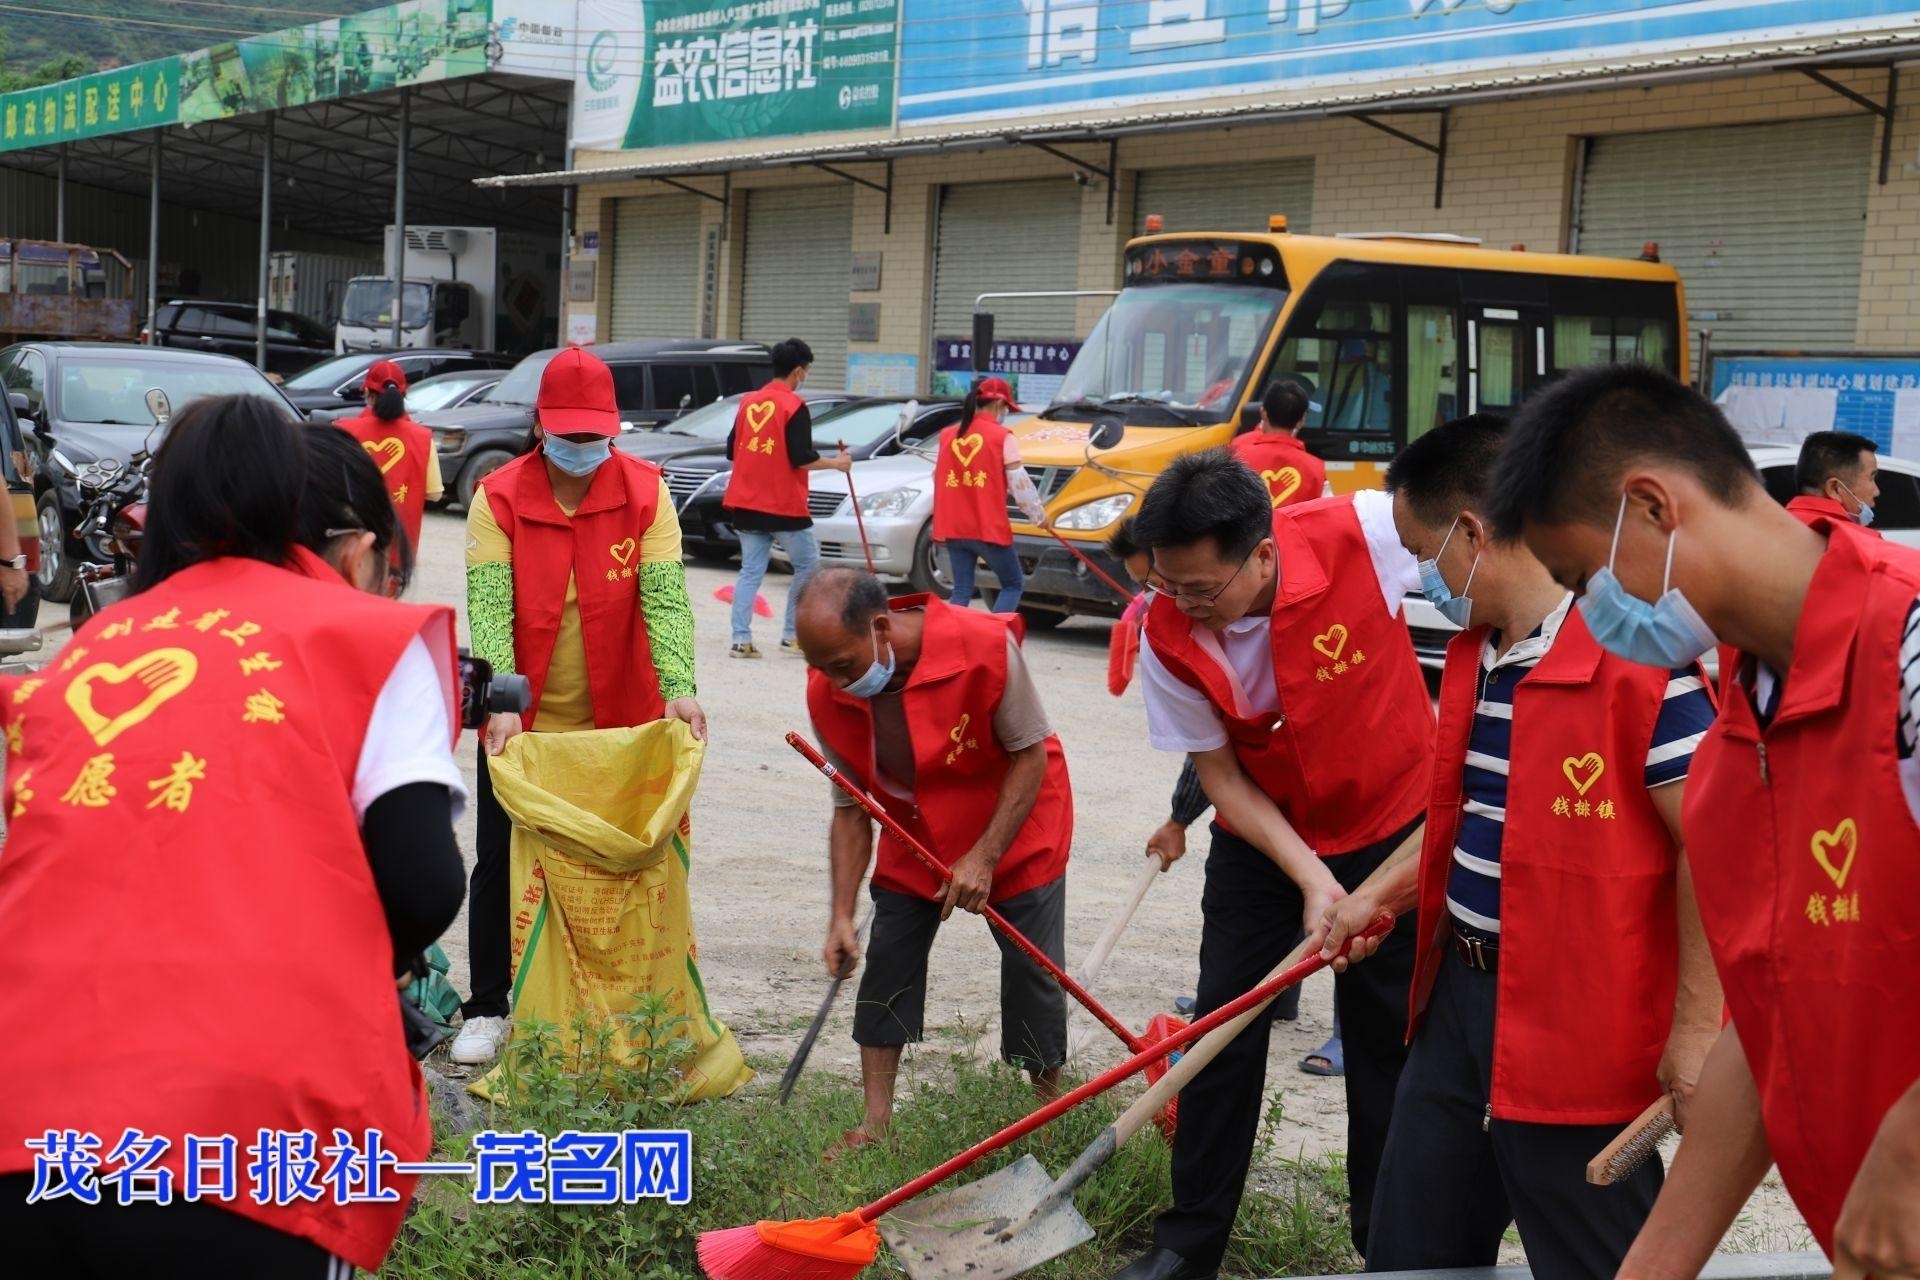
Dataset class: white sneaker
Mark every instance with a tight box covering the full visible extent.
[449,1015,508,1065]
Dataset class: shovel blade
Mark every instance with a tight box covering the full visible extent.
[880,1154,1095,1280]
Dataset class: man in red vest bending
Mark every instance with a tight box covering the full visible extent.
[1116,450,1432,1280]
[1485,363,1920,1280]
[1228,379,1328,511]
[722,338,851,659]
[1319,414,1722,1278]
[795,566,1073,1157]
[1786,429,1880,533]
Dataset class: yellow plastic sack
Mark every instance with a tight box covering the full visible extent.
[474,721,750,1102]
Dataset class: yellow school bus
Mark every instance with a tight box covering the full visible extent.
[997,224,1686,621]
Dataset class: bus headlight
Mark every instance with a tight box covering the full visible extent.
[1052,494,1134,531]
[858,485,922,518]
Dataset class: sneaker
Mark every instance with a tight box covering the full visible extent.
[449,1015,508,1065]
[729,643,763,659]
[779,639,804,656]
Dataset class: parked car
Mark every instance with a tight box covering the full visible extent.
[422,340,776,509]
[671,398,963,566]
[280,348,513,417]
[0,377,41,628]
[0,342,300,601]
[307,367,504,425]
[616,387,857,468]
[141,300,335,376]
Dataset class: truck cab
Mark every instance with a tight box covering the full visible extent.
[335,276,478,353]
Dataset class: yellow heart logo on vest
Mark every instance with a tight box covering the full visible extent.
[65,648,199,748]
[950,713,970,743]
[1262,467,1303,507]
[1811,818,1858,889]
[951,433,985,467]
[1561,752,1606,796]
[609,537,638,567]
[745,400,777,433]
[363,437,406,475]
[1312,623,1349,661]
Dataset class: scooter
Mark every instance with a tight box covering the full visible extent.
[64,389,164,628]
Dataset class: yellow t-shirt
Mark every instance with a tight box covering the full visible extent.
[466,472,681,733]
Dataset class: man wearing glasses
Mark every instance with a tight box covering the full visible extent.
[1113,449,1432,1280]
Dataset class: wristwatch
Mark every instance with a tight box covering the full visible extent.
[1,555,26,570]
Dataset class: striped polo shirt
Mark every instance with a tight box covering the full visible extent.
[1445,595,1717,936]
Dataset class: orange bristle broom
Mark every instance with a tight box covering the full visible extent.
[696,914,1394,1280]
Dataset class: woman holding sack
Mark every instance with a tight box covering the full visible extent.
[333,357,443,555]
[932,375,1050,612]
[0,397,467,1276]
[455,345,704,1066]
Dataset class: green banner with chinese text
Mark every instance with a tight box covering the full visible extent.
[0,59,180,153]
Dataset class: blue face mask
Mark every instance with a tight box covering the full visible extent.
[843,622,896,699]
[1578,493,1718,668]
[543,434,612,477]
[1417,515,1479,629]
[1839,481,1875,528]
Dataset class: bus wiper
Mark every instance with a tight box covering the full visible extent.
[1099,395,1201,425]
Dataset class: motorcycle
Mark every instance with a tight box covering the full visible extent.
[62,389,165,628]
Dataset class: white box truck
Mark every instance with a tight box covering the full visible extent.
[335,225,558,355]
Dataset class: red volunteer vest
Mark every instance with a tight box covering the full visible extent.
[482,449,667,729]
[722,380,808,518]
[807,597,1073,903]
[1785,493,1880,538]
[1684,519,1920,1252]
[333,410,433,551]
[1143,495,1433,854]
[932,413,1014,546]
[1412,610,1691,1124]
[0,550,457,1271]
[1229,432,1327,510]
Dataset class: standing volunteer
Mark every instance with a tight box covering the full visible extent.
[331,358,443,555]
[1317,414,1722,1278]
[933,375,1050,612]
[1485,363,1920,1279]
[456,346,703,1067]
[722,338,850,658]
[795,566,1074,1156]
[1786,429,1880,531]
[1230,380,1328,511]
[0,396,466,1276]
[1116,449,1433,1280]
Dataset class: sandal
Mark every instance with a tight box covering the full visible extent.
[1299,1033,1344,1077]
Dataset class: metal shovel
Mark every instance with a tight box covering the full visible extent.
[881,933,1337,1280]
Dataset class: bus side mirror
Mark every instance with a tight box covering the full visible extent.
[971,311,994,372]
[1237,403,1261,436]
[1089,413,1125,451]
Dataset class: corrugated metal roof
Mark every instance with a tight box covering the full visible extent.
[475,28,1920,190]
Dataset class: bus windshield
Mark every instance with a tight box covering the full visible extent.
[1050,282,1285,426]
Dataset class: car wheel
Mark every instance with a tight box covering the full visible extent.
[1017,605,1068,631]
[907,522,943,596]
[35,491,76,604]
[688,542,734,565]
[457,449,515,510]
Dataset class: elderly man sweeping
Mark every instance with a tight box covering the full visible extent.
[794,567,1074,1158]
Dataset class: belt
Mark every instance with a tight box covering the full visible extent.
[1451,923,1499,973]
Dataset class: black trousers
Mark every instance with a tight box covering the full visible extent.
[462,739,512,1020]
[1154,819,1418,1269]
[1366,948,1663,1279]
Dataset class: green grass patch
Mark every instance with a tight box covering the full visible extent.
[386,998,1359,1280]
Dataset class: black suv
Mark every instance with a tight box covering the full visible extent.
[141,300,335,376]
[421,340,774,509]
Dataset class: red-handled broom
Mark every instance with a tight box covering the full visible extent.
[695,914,1393,1280]
[838,439,878,574]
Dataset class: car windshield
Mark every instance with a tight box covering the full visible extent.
[282,353,373,392]
[59,357,290,425]
[811,401,927,450]
[1052,283,1287,424]
[488,351,555,407]
[341,280,430,331]
[651,394,744,441]
[408,378,489,413]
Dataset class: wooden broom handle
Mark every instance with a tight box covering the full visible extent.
[1070,851,1167,987]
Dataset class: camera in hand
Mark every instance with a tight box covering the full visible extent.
[457,652,531,731]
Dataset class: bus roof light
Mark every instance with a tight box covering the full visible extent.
[1269,215,1290,233]
[1640,241,1661,262]
[1143,214,1165,233]
[1510,243,1527,252]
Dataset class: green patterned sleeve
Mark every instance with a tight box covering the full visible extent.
[640,559,697,701]
[466,561,517,675]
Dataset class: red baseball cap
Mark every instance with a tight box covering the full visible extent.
[537,346,621,437]
[363,359,408,394]
[976,375,1023,412]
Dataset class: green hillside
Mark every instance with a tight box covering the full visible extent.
[1,1,376,87]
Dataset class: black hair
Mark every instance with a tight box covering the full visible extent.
[794,565,888,630]
[132,395,307,594]
[298,425,413,595]
[1131,448,1273,562]
[1486,363,1760,540]
[771,338,815,378]
[1105,515,1142,563]
[1794,430,1877,494]
[1262,380,1308,431]
[1385,414,1508,527]
[371,383,406,421]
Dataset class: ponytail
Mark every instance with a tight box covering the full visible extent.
[371,383,406,421]
[961,380,985,428]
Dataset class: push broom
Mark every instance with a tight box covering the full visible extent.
[696,914,1393,1280]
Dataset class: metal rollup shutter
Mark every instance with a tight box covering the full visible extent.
[931,179,1083,346]
[741,185,853,388]
[1577,116,1872,359]
[1134,160,1315,236]
[608,195,701,340]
